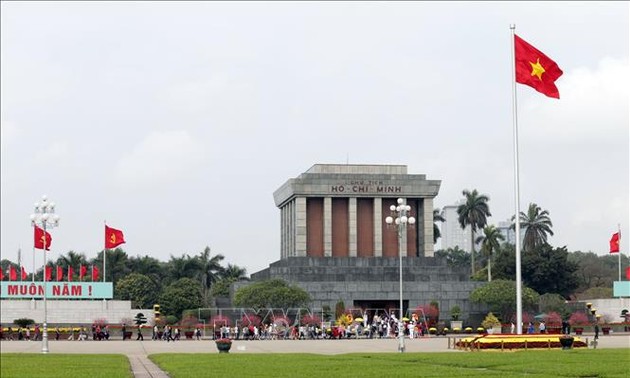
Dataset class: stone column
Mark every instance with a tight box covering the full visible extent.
[349,197,357,257]
[281,205,286,259]
[324,197,332,257]
[423,197,434,257]
[295,197,307,256]
[288,201,294,257]
[373,197,383,257]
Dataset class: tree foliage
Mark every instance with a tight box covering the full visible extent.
[470,279,539,322]
[434,247,471,270]
[457,189,491,276]
[513,203,554,252]
[521,245,579,298]
[475,225,504,282]
[115,273,159,309]
[233,278,311,311]
[158,277,203,319]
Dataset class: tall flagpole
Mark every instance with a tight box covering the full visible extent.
[618,224,622,282]
[32,244,35,282]
[103,220,107,284]
[18,248,22,281]
[510,24,524,334]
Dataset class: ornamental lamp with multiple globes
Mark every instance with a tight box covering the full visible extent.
[30,195,60,354]
[385,198,415,353]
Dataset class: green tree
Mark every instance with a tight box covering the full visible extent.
[92,248,130,284]
[233,278,311,311]
[457,189,491,276]
[470,279,539,322]
[115,273,159,309]
[568,251,616,292]
[475,225,505,282]
[521,245,579,298]
[56,251,87,274]
[513,203,554,251]
[433,209,445,243]
[211,264,249,297]
[538,293,571,319]
[167,254,201,283]
[195,247,226,306]
[434,246,470,270]
[127,255,165,287]
[158,277,203,320]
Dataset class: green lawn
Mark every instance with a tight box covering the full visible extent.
[2,350,628,378]
[151,349,630,378]
[0,354,131,378]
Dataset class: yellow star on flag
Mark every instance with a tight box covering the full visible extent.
[529,58,546,81]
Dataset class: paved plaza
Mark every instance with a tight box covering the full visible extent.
[2,334,629,378]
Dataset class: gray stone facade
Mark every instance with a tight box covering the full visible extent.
[246,257,486,320]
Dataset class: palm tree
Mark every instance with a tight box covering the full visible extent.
[56,251,87,271]
[221,264,249,281]
[513,203,554,251]
[475,225,505,282]
[433,209,445,243]
[167,254,201,282]
[196,247,225,306]
[457,189,492,276]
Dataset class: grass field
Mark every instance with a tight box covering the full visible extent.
[150,349,630,378]
[2,349,629,377]
[0,354,131,378]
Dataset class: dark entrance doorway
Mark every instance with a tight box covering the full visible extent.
[353,300,408,321]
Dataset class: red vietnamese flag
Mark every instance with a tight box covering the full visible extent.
[34,226,52,251]
[626,266,630,280]
[67,266,74,282]
[45,266,53,281]
[92,265,100,281]
[105,225,125,249]
[610,232,620,253]
[21,267,28,280]
[515,34,563,99]
[56,265,63,281]
[80,265,87,280]
[9,265,17,281]
[0,268,4,280]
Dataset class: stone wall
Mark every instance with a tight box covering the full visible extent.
[239,257,488,320]
[0,300,154,326]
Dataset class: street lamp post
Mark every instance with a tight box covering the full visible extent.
[385,198,415,353]
[30,195,60,354]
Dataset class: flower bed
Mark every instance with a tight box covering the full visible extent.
[455,334,587,350]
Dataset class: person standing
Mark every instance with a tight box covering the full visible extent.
[539,321,546,334]
[121,324,127,340]
[594,324,600,340]
[510,322,515,334]
[136,325,144,341]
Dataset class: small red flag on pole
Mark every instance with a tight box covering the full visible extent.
[80,265,87,281]
[45,266,52,281]
[56,266,63,281]
[610,232,620,253]
[105,226,126,249]
[92,265,100,281]
[34,226,52,251]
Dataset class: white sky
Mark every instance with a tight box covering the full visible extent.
[1,2,628,276]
